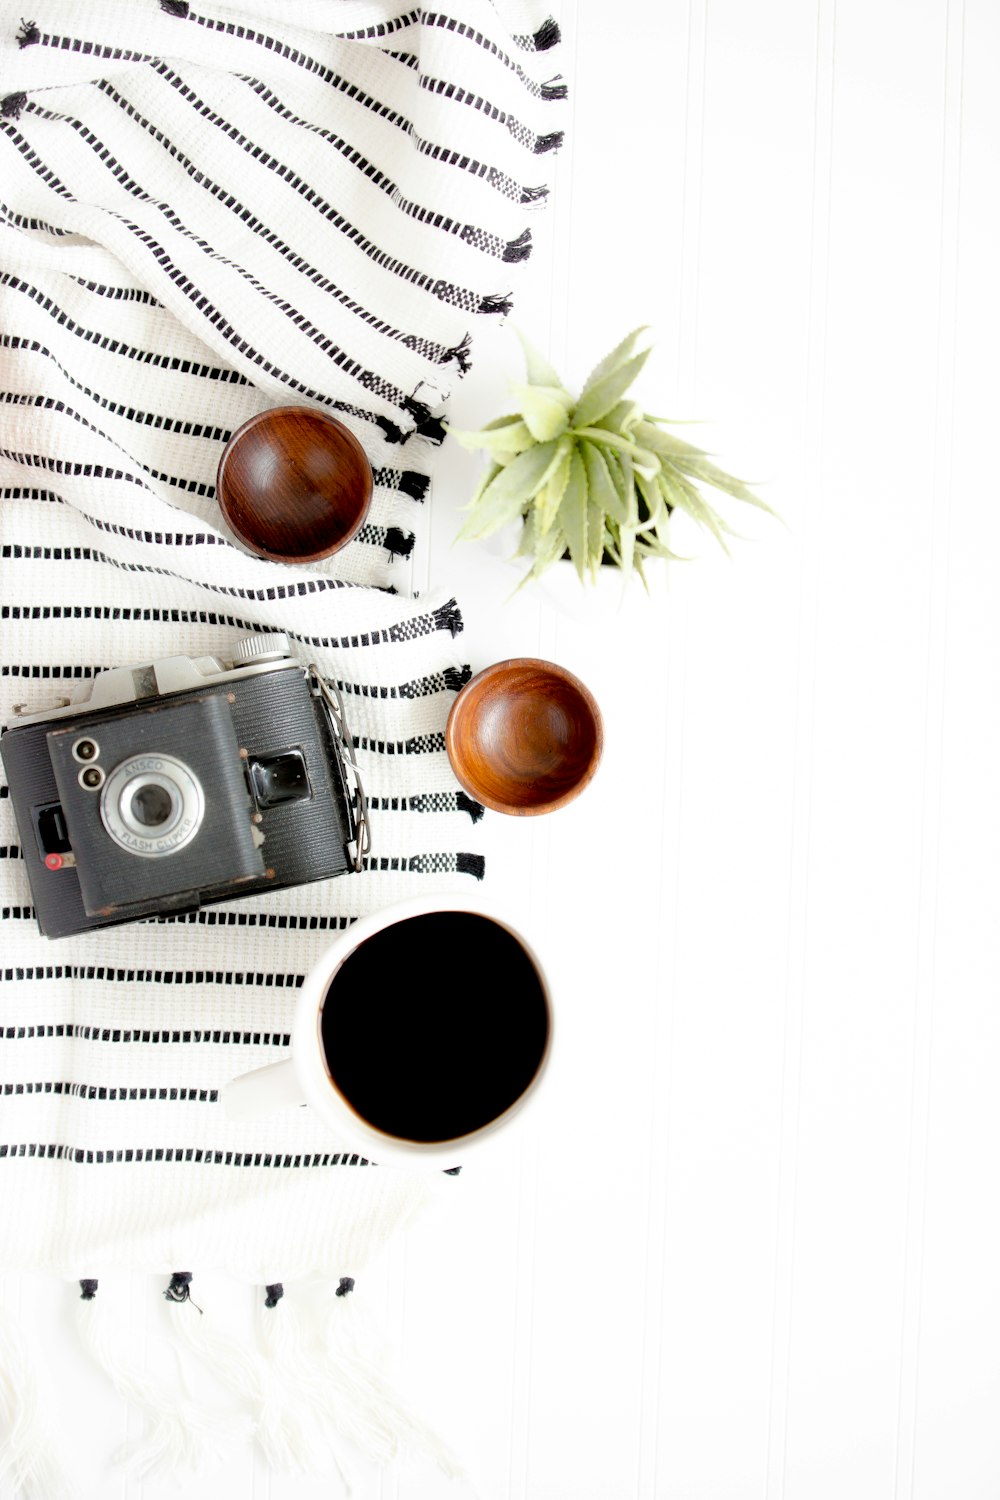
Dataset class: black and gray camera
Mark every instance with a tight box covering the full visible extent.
[0,634,370,939]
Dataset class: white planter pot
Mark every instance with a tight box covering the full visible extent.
[481,525,670,620]
[532,557,669,622]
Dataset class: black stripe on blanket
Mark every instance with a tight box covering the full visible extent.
[0,601,464,648]
[1,1082,219,1103]
[152,3,555,204]
[174,911,357,932]
[0,202,74,236]
[0,1025,291,1045]
[363,852,485,879]
[1,393,217,497]
[14,26,153,66]
[0,908,360,933]
[119,68,498,334]
[332,665,471,700]
[370,792,485,822]
[0,271,250,381]
[337,11,565,103]
[0,1144,372,1166]
[65,278,162,305]
[0,126,434,440]
[0,336,235,443]
[2,537,374,605]
[3,968,304,987]
[417,75,564,154]
[220,73,521,264]
[178,6,553,156]
[0,662,470,700]
[156,66,521,265]
[9,102,426,413]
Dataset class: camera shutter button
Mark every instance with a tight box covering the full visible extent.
[233,632,291,664]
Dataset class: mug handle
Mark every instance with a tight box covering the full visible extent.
[221,1059,305,1119]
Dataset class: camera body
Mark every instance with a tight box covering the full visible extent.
[0,635,368,939]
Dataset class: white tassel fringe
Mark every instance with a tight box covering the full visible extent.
[75,1293,241,1479]
[0,1303,70,1500]
[172,1294,332,1480]
[257,1286,464,1480]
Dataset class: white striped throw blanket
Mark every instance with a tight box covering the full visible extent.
[0,0,564,1489]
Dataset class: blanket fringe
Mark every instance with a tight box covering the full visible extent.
[397,469,431,501]
[456,790,485,823]
[502,228,533,264]
[443,332,473,374]
[253,1289,354,1484]
[431,599,463,637]
[534,130,565,155]
[256,1283,463,1479]
[478,291,513,316]
[75,1279,239,1479]
[443,664,473,692]
[382,526,415,559]
[169,1284,333,1479]
[0,1303,69,1499]
[533,16,561,50]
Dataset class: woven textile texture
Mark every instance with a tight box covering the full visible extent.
[0,0,564,1285]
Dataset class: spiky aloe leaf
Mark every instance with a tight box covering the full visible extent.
[604,447,638,530]
[571,347,652,430]
[571,425,659,480]
[594,399,644,436]
[533,439,573,535]
[557,448,589,581]
[457,439,565,540]
[635,470,666,531]
[450,417,536,462]
[586,488,606,576]
[632,419,708,462]
[511,383,572,442]
[466,461,501,508]
[515,326,565,389]
[617,521,636,575]
[450,413,522,446]
[578,325,650,401]
[530,517,570,577]
[665,452,774,515]
[581,440,628,526]
[658,466,732,555]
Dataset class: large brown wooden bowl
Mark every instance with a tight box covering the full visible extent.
[216,406,373,563]
[446,658,603,816]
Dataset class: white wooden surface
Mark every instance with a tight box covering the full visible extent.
[10,0,1000,1495]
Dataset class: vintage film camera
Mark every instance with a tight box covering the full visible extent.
[0,634,370,939]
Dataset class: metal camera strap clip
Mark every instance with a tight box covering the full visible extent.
[308,666,371,873]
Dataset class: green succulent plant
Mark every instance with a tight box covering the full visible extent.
[450,327,774,587]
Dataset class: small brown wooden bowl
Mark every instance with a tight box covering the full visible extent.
[216,406,373,563]
[446,658,603,816]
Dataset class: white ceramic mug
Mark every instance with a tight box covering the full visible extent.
[221,894,552,1169]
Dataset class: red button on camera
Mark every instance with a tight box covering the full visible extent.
[44,853,64,870]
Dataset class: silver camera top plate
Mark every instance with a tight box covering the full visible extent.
[11,634,298,727]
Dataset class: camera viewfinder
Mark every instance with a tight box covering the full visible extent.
[250,750,310,808]
[34,803,72,857]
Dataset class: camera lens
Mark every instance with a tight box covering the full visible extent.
[100,754,204,859]
[130,783,174,827]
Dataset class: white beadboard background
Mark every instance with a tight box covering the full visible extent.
[8,0,1000,1496]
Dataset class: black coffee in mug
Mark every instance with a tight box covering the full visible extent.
[319,911,549,1143]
